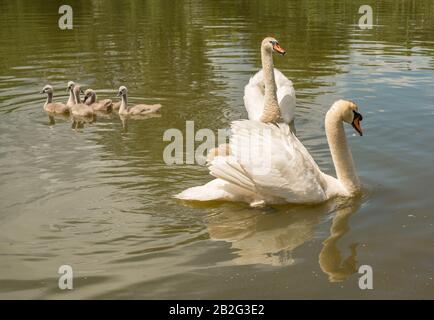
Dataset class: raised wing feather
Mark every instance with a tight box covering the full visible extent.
[275,69,296,124]
[243,68,296,124]
[210,120,328,204]
[243,71,265,121]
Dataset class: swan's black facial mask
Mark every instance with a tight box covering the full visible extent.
[352,111,363,136]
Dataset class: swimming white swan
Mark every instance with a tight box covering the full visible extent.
[207,37,295,163]
[176,99,364,206]
[244,37,296,126]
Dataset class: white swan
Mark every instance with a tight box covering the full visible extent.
[244,37,296,126]
[207,37,295,163]
[176,99,364,206]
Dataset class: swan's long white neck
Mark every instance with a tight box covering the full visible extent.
[260,46,280,123]
[119,94,128,114]
[67,89,76,105]
[325,105,361,195]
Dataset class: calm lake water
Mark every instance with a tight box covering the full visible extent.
[0,0,433,299]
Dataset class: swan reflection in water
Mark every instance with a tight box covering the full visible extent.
[46,114,70,126]
[45,112,161,131]
[318,198,361,282]
[71,117,96,130]
[204,197,362,281]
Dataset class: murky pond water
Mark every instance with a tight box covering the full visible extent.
[0,0,433,299]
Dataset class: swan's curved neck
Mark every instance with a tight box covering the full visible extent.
[119,94,128,114]
[260,47,280,123]
[67,89,76,105]
[325,107,361,195]
[74,89,81,104]
[45,92,53,105]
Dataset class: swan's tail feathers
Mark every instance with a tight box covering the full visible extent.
[174,179,228,201]
[206,143,231,164]
[174,179,253,202]
[209,156,257,194]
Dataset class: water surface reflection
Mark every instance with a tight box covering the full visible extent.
[206,197,362,284]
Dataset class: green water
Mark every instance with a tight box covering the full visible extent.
[0,0,433,299]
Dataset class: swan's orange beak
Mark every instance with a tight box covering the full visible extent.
[273,43,286,55]
[352,111,363,136]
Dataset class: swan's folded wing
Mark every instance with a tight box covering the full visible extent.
[243,70,265,121]
[210,120,328,204]
[130,104,162,115]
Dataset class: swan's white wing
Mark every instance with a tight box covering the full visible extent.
[274,69,296,124]
[243,70,265,121]
[209,120,330,204]
[243,69,296,124]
